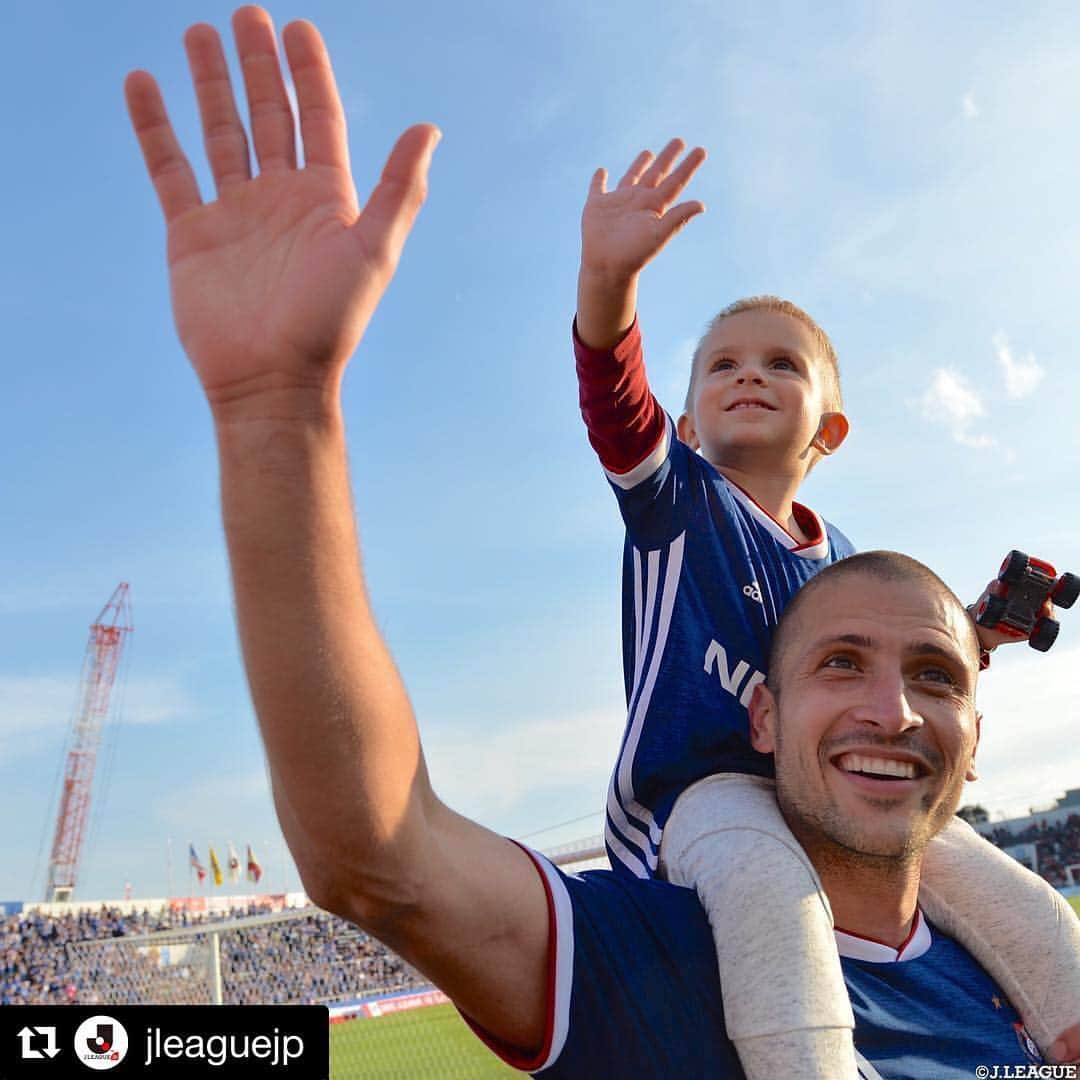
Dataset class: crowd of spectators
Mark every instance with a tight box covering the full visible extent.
[985,813,1080,888]
[1,902,425,1006]
[6,816,1078,1007]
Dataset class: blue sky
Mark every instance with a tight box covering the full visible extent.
[4,1,1080,902]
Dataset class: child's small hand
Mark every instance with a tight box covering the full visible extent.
[580,139,706,286]
[968,584,1054,653]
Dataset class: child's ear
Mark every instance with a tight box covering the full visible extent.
[811,412,849,456]
[677,412,700,450]
[748,683,778,753]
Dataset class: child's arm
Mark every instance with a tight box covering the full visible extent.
[575,142,705,476]
[576,139,706,349]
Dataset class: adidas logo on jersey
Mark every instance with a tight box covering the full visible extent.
[742,580,763,604]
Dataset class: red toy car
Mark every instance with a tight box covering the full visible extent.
[974,550,1079,652]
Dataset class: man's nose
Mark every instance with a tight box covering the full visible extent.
[852,674,924,735]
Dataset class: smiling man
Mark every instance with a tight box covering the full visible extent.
[747,555,1050,1072]
[760,553,981,877]
[126,8,1074,1075]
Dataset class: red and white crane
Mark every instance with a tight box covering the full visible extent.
[45,583,133,902]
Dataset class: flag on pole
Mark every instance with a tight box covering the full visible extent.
[189,844,206,884]
[209,846,223,887]
[227,843,241,883]
[246,844,263,884]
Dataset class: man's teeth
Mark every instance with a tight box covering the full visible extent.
[836,753,917,780]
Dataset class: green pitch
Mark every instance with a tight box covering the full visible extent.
[330,1004,517,1079]
[330,908,1080,1076]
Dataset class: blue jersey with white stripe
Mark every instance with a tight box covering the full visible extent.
[605,418,854,878]
[476,857,1043,1078]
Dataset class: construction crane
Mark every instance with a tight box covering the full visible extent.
[45,583,134,902]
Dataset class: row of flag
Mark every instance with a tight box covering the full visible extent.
[188,843,262,887]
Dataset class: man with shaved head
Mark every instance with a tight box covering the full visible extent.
[763,550,982,866]
[127,8,1077,1073]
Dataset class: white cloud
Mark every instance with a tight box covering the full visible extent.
[424,708,624,822]
[154,769,272,834]
[961,91,979,119]
[114,676,194,727]
[966,643,1080,819]
[0,672,195,765]
[993,331,1044,399]
[0,675,75,755]
[916,368,995,448]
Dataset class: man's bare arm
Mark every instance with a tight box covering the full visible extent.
[126,4,547,1050]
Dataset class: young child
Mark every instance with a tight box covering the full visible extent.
[573,138,1080,1076]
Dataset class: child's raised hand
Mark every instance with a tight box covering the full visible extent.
[125,6,439,421]
[969,584,1055,653]
[580,139,706,286]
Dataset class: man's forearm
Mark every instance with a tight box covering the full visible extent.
[215,400,430,918]
[213,398,551,1048]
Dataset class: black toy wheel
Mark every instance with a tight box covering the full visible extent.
[1052,572,1080,610]
[1000,550,1029,586]
[1030,617,1059,652]
[975,594,1008,628]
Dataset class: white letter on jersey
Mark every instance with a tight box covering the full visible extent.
[704,641,749,696]
[704,641,766,708]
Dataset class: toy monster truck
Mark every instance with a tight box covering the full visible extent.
[974,550,1080,652]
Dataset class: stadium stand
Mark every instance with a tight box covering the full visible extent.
[1,903,425,1006]
[982,814,1080,888]
[4,812,1078,1009]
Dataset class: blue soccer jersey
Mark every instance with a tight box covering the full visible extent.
[605,416,854,878]
[837,914,1045,1077]
[466,854,1045,1078]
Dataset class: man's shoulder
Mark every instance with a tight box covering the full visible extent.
[535,861,740,1077]
[841,917,1045,1073]
[557,865,714,942]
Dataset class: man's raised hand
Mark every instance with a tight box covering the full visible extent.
[580,139,706,287]
[125,6,439,419]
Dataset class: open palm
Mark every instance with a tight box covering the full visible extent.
[580,139,706,282]
[125,7,438,408]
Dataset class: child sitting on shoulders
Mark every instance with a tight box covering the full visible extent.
[573,137,1080,1077]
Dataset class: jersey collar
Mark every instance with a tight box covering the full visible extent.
[720,475,830,560]
[834,908,931,963]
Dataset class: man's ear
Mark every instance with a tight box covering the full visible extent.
[966,711,982,782]
[677,411,700,451]
[749,682,778,753]
[811,412,850,456]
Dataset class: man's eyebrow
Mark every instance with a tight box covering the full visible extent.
[905,640,970,667]
[806,633,969,666]
[806,632,874,652]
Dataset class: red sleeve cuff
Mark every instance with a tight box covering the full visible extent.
[573,315,668,476]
